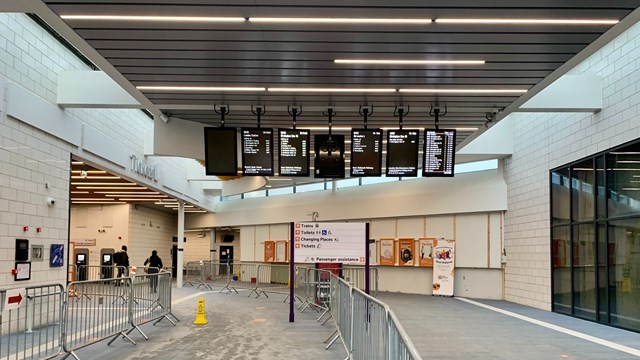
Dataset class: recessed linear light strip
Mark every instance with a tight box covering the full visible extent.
[137,86,266,92]
[71,182,139,186]
[71,176,121,179]
[334,59,485,65]
[94,191,160,194]
[105,194,168,198]
[136,85,526,94]
[60,15,246,22]
[435,18,618,25]
[72,201,126,204]
[76,186,148,190]
[61,15,618,25]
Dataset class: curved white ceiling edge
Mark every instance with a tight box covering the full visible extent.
[221,176,267,197]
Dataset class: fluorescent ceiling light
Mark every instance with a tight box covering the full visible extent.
[60,15,246,22]
[611,152,640,155]
[435,18,618,25]
[71,191,89,194]
[399,88,527,94]
[72,201,126,204]
[105,194,168,198]
[334,59,485,65]
[137,86,266,92]
[117,198,166,202]
[622,188,640,191]
[71,176,121,179]
[250,17,431,24]
[71,170,107,174]
[267,178,293,181]
[617,160,640,164]
[71,161,84,165]
[268,88,396,93]
[72,182,138,186]
[71,197,114,201]
[76,186,148,190]
[95,191,160,194]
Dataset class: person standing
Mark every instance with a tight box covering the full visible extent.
[144,250,163,292]
[115,245,130,279]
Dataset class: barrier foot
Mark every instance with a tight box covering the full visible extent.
[169,312,181,322]
[317,309,329,322]
[325,332,340,350]
[324,329,338,343]
[61,351,80,360]
[108,330,137,345]
[248,289,259,298]
[154,314,177,326]
[321,314,332,326]
[128,325,148,341]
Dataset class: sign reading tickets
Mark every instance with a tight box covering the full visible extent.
[432,240,455,296]
[294,222,366,264]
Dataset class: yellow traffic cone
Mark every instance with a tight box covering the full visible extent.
[193,297,208,325]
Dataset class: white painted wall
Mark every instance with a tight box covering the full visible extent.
[184,231,211,263]
[128,205,176,268]
[70,204,130,266]
[503,21,640,310]
[0,13,218,286]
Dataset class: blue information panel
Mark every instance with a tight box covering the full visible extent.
[50,244,64,267]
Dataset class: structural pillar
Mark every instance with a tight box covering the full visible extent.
[177,200,185,288]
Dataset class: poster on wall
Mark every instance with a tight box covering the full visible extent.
[264,240,275,262]
[418,238,435,267]
[50,244,64,268]
[275,240,287,262]
[369,239,378,265]
[379,238,395,266]
[398,239,414,266]
[432,239,455,296]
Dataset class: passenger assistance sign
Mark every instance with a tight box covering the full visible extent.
[293,222,366,264]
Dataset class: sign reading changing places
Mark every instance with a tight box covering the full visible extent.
[293,222,366,264]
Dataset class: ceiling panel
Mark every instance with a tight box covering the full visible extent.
[44,0,640,176]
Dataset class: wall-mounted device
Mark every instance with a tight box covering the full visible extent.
[15,239,29,261]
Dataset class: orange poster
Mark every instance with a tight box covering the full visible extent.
[418,238,435,267]
[379,238,395,266]
[398,239,415,266]
[264,240,275,262]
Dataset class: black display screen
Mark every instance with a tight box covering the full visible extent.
[241,128,274,176]
[423,129,456,177]
[204,127,238,176]
[278,129,310,176]
[350,128,383,177]
[314,134,345,178]
[386,129,419,177]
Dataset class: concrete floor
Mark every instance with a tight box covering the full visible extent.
[61,286,346,360]
[379,293,640,360]
[53,286,640,360]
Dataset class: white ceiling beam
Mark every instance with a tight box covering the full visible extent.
[58,71,142,108]
[516,75,602,112]
[456,115,513,162]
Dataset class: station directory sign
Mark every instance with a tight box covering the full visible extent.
[278,129,310,176]
[350,128,383,177]
[423,129,456,177]
[386,129,419,177]
[241,128,274,176]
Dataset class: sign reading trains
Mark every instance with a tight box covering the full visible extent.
[293,222,366,264]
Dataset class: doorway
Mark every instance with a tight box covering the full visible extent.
[220,246,234,274]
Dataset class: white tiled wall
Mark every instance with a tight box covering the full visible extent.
[0,13,206,286]
[503,22,640,310]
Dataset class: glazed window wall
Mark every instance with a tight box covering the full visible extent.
[551,139,640,331]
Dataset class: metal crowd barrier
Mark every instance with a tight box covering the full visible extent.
[321,266,379,296]
[0,284,64,360]
[62,270,177,360]
[326,274,423,360]
[76,265,127,282]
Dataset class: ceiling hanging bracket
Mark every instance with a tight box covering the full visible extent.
[429,105,447,130]
[393,105,409,130]
[251,105,265,128]
[214,105,230,127]
[359,105,373,129]
[288,105,302,129]
[322,107,335,138]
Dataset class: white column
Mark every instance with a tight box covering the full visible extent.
[177,200,185,288]
[210,228,216,261]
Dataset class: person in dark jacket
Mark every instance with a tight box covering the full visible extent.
[144,250,163,292]
[115,245,129,278]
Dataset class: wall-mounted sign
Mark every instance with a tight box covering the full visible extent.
[72,238,96,246]
[275,240,288,262]
[50,244,64,268]
[293,222,366,264]
[15,262,31,281]
[418,238,435,267]
[398,239,414,266]
[264,240,275,262]
[130,154,159,181]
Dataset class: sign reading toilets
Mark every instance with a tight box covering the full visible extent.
[432,240,456,296]
[294,222,366,264]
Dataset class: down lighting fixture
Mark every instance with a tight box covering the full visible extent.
[435,18,618,25]
[399,88,527,94]
[137,86,266,92]
[249,17,431,24]
[60,15,246,22]
[334,59,485,65]
[268,88,396,93]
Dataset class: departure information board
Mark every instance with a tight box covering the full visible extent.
[386,129,419,177]
[204,127,237,176]
[350,128,382,177]
[241,128,274,176]
[314,134,345,178]
[278,129,310,176]
[423,129,456,177]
